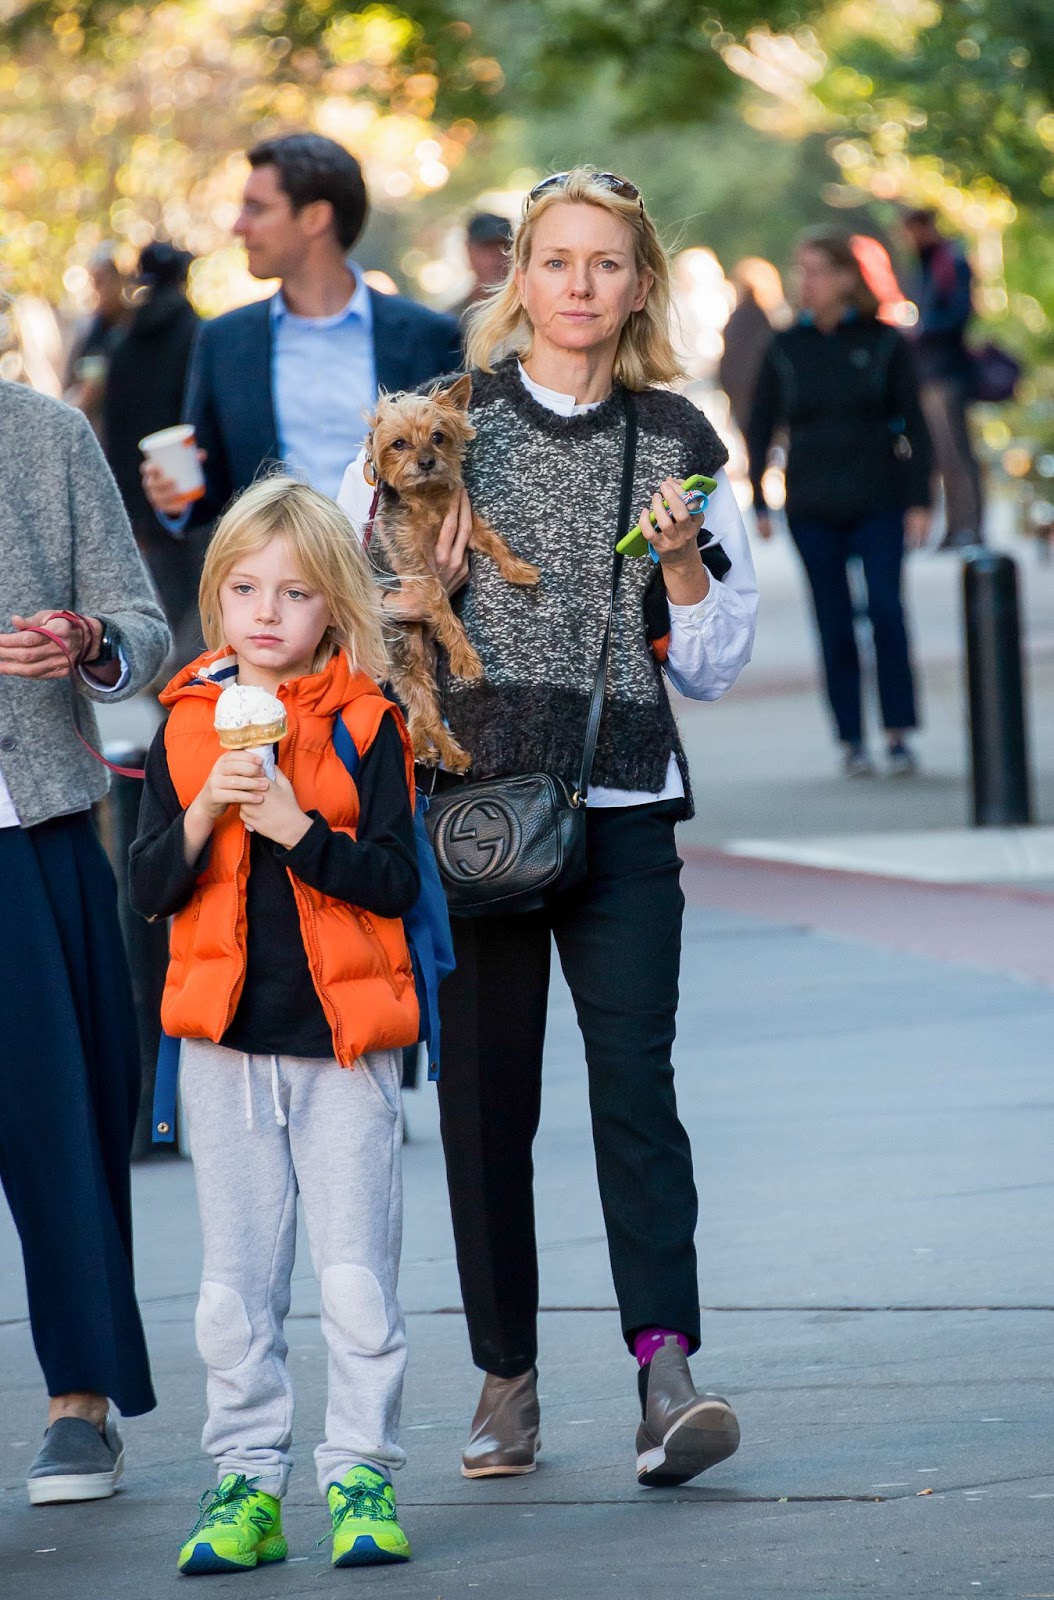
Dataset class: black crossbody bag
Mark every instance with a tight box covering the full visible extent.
[423,395,638,918]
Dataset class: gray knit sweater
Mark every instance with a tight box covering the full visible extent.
[0,382,170,827]
[438,360,727,798]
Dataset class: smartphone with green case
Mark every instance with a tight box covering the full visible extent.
[616,474,718,558]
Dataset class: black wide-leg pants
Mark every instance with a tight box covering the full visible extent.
[437,801,701,1379]
[0,814,156,1416]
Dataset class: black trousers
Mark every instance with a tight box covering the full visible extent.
[789,509,917,746]
[437,801,700,1378]
[0,814,156,1416]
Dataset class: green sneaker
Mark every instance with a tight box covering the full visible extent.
[326,1465,411,1566]
[177,1473,288,1576]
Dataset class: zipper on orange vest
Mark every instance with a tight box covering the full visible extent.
[356,912,402,998]
[288,876,351,1063]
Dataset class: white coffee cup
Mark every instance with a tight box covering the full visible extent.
[138,424,205,505]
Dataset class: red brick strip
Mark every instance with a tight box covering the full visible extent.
[680,846,1054,987]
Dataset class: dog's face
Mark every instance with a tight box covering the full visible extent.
[368,374,476,497]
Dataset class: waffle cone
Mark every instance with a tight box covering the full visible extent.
[217,716,287,750]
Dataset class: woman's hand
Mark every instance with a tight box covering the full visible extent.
[239,767,312,850]
[381,489,473,622]
[0,611,97,679]
[904,507,932,551]
[642,478,710,606]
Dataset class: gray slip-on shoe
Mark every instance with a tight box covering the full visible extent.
[636,1338,740,1487]
[462,1368,541,1478]
[27,1415,125,1505]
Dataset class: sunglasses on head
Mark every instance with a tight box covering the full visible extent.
[526,172,644,214]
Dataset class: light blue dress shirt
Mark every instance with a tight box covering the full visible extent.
[269,268,377,500]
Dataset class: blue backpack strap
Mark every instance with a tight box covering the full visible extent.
[332,711,361,782]
[152,1031,181,1144]
[331,710,455,1077]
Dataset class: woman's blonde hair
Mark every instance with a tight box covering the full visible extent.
[199,476,388,680]
[464,165,684,391]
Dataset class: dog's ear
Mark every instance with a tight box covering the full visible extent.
[365,388,393,431]
[441,373,473,412]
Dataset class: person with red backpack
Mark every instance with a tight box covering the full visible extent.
[129,477,423,1573]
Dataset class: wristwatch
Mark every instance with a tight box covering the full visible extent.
[84,618,120,667]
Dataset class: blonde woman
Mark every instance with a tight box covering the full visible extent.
[340,167,758,1487]
[130,479,421,1571]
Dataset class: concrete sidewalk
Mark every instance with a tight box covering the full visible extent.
[5,518,1049,1595]
[2,897,1051,1597]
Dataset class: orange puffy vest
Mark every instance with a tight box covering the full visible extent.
[158,648,419,1066]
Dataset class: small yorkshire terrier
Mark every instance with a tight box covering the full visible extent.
[365,374,540,771]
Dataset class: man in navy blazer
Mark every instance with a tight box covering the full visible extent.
[145,133,462,525]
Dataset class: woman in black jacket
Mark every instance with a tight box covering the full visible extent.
[103,242,201,653]
[748,228,932,777]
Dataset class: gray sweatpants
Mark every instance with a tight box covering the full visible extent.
[181,1039,406,1498]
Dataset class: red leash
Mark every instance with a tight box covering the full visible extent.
[19,611,146,780]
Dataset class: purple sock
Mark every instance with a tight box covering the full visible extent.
[634,1327,691,1367]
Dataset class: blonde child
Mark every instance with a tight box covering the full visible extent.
[130,478,420,1573]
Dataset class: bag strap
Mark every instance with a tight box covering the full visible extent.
[332,711,362,781]
[576,392,637,805]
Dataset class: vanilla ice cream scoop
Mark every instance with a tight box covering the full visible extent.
[215,684,287,777]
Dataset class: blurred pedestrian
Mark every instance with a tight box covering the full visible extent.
[64,244,130,435]
[748,226,932,777]
[901,206,983,549]
[0,378,169,1504]
[142,133,462,528]
[718,257,787,438]
[343,165,757,1489]
[450,211,513,323]
[104,242,202,657]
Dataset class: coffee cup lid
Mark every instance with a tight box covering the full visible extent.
[139,424,196,452]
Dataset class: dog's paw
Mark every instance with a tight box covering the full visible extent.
[449,643,484,681]
[442,745,473,774]
[505,559,541,586]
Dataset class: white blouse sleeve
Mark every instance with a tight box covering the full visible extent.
[337,449,375,541]
[662,469,759,702]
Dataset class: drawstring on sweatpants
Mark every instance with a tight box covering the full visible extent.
[270,1055,287,1128]
[242,1054,254,1131]
[241,1054,288,1130]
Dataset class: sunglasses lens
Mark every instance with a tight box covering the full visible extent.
[527,171,642,207]
[596,173,641,201]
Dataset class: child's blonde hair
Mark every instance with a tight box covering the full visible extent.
[464,165,685,391]
[199,476,388,680]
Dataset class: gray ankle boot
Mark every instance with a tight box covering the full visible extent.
[636,1338,740,1486]
[461,1368,541,1479]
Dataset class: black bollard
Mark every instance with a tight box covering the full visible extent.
[962,552,1032,826]
[94,747,175,1158]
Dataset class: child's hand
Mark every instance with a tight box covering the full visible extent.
[240,767,312,850]
[183,751,269,865]
[194,751,270,821]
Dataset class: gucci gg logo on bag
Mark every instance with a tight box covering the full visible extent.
[433,794,522,881]
[425,772,588,917]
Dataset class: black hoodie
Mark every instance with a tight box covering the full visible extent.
[747,315,933,524]
[103,286,200,532]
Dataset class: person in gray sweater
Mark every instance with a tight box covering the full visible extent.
[0,379,169,1505]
